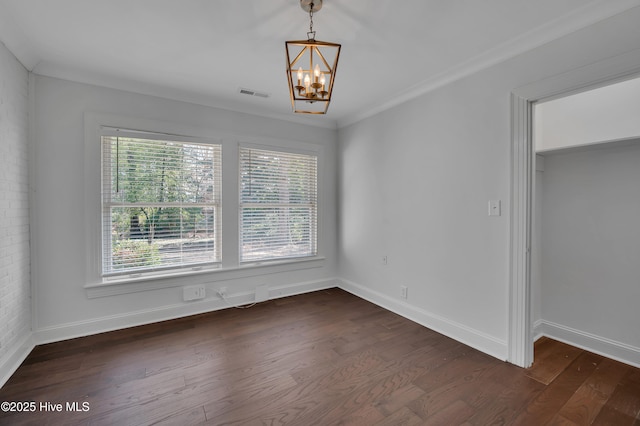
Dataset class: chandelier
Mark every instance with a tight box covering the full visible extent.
[285,0,341,114]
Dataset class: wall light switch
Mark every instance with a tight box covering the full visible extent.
[488,200,501,217]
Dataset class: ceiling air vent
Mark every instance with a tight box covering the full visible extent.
[239,88,270,98]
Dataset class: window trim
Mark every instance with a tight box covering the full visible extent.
[85,256,326,298]
[238,143,319,265]
[83,113,326,297]
[100,128,223,278]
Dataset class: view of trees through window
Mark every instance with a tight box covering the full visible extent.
[102,135,221,275]
[239,148,317,262]
[101,132,318,276]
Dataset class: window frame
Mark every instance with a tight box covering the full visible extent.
[100,128,223,278]
[83,113,326,297]
[238,144,319,264]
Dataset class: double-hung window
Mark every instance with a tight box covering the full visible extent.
[239,147,318,263]
[101,129,222,277]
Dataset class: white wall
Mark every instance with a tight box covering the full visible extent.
[31,75,338,342]
[338,6,640,362]
[0,42,32,385]
[4,3,640,380]
[533,59,640,366]
[338,77,512,358]
[538,142,640,366]
[535,76,640,152]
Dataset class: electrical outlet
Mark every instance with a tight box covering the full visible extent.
[401,286,408,299]
[183,285,205,301]
[382,255,388,265]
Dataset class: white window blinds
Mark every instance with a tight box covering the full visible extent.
[239,147,317,262]
[102,132,221,276]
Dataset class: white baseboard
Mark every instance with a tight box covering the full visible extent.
[7,276,514,388]
[0,332,35,388]
[532,319,545,341]
[534,319,640,369]
[34,278,339,345]
[11,278,640,392]
[268,277,338,300]
[338,278,508,362]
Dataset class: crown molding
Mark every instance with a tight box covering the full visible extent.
[33,63,340,130]
[337,0,640,128]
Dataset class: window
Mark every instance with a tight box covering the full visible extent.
[101,130,221,276]
[239,147,317,262]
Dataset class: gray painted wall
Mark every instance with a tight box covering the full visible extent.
[30,75,339,340]
[338,6,640,362]
[540,142,640,353]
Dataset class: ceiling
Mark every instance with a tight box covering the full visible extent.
[0,0,636,128]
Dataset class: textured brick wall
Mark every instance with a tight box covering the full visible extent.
[0,41,31,363]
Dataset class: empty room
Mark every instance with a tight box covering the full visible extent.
[1,0,640,424]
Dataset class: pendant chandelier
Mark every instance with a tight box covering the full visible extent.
[285,0,341,114]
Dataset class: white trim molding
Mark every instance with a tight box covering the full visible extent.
[508,93,533,368]
[85,257,326,298]
[2,278,338,387]
[535,320,640,369]
[338,1,640,128]
[339,279,508,362]
[0,333,35,388]
[35,278,339,345]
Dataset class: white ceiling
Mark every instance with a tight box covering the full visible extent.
[0,0,637,128]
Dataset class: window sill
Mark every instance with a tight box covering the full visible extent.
[84,256,326,298]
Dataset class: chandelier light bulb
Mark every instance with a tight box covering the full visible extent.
[304,74,311,91]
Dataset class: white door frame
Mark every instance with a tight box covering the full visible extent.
[508,48,640,368]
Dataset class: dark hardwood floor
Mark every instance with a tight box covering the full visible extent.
[1,288,639,425]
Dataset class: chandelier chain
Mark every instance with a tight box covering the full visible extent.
[307,2,316,40]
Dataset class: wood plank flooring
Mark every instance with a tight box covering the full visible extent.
[1,289,639,425]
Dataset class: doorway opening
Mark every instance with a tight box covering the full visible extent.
[530,75,640,367]
[508,49,640,368]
